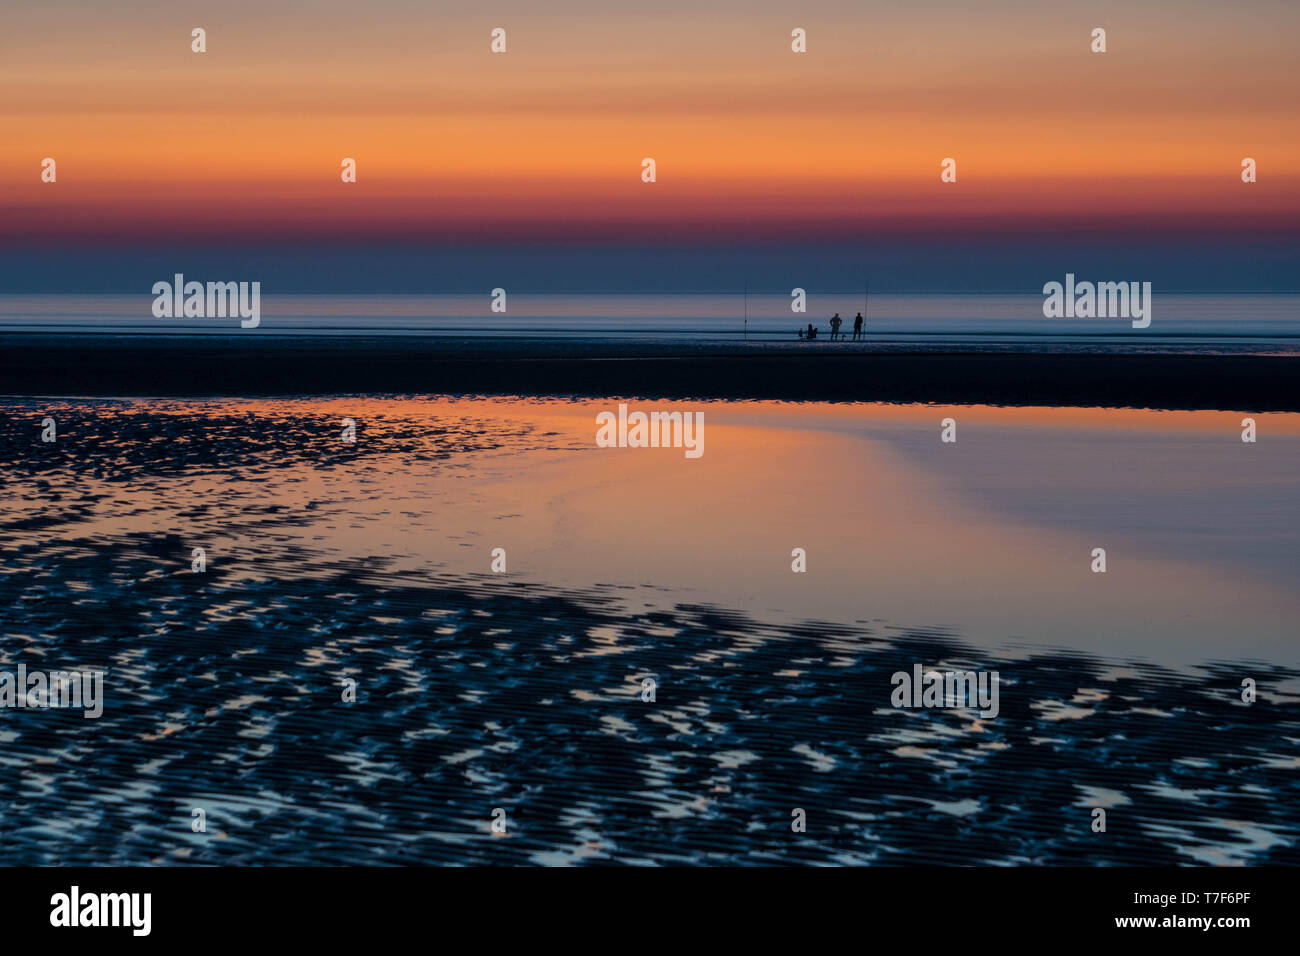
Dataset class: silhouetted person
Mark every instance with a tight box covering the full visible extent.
[806,322,818,340]
[797,327,804,340]
[853,312,864,341]
[830,313,843,341]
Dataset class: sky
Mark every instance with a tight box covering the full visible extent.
[2,0,1297,292]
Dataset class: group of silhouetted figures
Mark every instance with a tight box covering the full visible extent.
[798,312,865,341]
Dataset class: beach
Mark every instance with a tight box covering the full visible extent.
[3,334,1299,409]
[2,395,1297,865]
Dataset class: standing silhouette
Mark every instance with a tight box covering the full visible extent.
[830,313,843,341]
[853,312,864,341]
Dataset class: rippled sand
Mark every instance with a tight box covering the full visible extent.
[1,397,1296,865]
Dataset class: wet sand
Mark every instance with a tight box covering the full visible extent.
[2,397,1297,865]
[2,333,1298,409]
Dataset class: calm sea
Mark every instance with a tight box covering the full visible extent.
[1,293,1298,350]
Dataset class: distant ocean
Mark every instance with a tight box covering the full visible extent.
[2,293,1298,352]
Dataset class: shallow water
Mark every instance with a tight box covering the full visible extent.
[0,397,1296,864]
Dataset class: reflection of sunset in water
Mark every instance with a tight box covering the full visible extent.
[3,395,1298,866]
[6,396,1297,664]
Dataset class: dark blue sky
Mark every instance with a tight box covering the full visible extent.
[3,233,1297,294]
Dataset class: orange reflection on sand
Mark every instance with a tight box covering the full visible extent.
[30,396,1300,667]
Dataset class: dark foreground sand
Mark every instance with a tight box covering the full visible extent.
[4,399,1296,864]
[2,334,1297,409]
